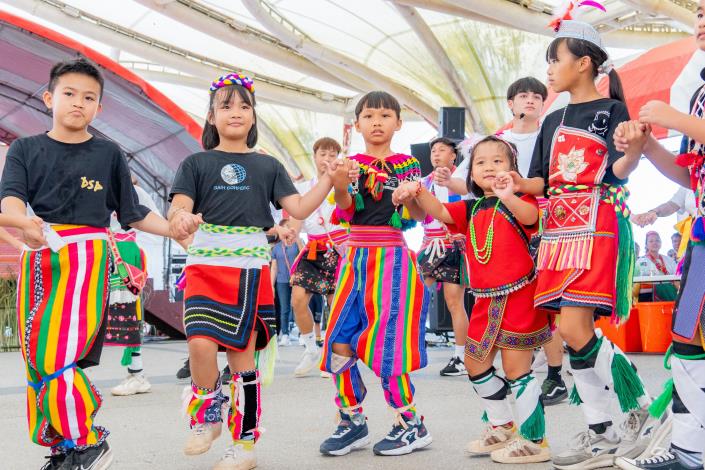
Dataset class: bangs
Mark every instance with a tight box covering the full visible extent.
[212,84,256,108]
[354,91,401,118]
[546,37,565,62]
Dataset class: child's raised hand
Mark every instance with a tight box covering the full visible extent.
[620,120,650,158]
[433,167,452,187]
[391,181,417,206]
[639,100,679,129]
[347,160,360,182]
[327,158,353,188]
[492,172,515,200]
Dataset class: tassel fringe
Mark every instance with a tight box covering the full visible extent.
[519,402,545,441]
[255,337,278,387]
[648,378,674,418]
[611,353,646,412]
[569,384,583,405]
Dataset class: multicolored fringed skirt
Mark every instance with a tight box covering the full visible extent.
[321,225,429,378]
[105,232,146,347]
[290,230,348,295]
[466,276,551,362]
[673,242,705,345]
[18,225,111,448]
[183,224,276,351]
[535,197,618,316]
[417,228,468,285]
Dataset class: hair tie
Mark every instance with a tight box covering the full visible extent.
[598,60,614,75]
[209,72,255,95]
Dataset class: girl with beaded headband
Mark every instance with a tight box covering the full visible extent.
[506,14,667,469]
[395,134,552,464]
[318,90,433,458]
[168,72,356,470]
[613,2,705,468]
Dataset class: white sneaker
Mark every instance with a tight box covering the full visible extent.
[213,443,257,470]
[320,371,332,379]
[552,429,621,469]
[294,350,321,377]
[110,374,151,396]
[490,436,551,464]
[278,334,290,347]
[183,422,222,456]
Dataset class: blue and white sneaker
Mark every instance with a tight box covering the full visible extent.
[373,415,433,456]
[320,410,370,456]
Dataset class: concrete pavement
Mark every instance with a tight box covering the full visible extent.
[0,341,669,470]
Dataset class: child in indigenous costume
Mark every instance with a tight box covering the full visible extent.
[509,15,665,469]
[288,137,349,377]
[169,73,350,470]
[0,58,178,470]
[396,135,552,464]
[318,91,432,457]
[613,3,705,468]
[107,180,162,397]
[417,137,470,377]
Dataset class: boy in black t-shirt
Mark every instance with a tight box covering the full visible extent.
[0,58,181,470]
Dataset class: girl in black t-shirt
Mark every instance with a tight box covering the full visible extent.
[168,73,356,469]
[506,18,661,468]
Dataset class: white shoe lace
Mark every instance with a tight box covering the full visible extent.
[505,438,537,455]
[637,447,675,464]
[221,444,253,462]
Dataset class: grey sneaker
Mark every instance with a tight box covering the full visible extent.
[617,408,671,460]
[552,429,620,469]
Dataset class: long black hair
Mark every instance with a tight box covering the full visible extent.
[547,37,625,103]
[465,136,519,198]
[201,84,258,150]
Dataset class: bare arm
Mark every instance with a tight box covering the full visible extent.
[1,196,46,248]
[408,184,454,225]
[0,227,24,250]
[642,136,691,188]
[279,174,334,220]
[403,197,426,221]
[515,175,545,196]
[446,177,469,196]
[129,212,171,238]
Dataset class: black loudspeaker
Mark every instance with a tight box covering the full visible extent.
[440,107,465,140]
[410,142,433,176]
[428,287,474,333]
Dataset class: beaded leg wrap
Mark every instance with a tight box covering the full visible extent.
[186,378,228,427]
[228,370,263,443]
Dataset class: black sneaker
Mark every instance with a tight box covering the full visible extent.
[373,416,433,456]
[320,410,370,456]
[440,356,466,376]
[176,358,190,380]
[540,377,568,405]
[59,441,113,470]
[316,338,324,348]
[40,453,66,470]
[616,448,704,470]
[221,365,232,385]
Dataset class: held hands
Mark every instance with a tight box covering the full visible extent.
[326,158,360,188]
[433,167,452,187]
[492,172,516,200]
[614,120,650,156]
[391,181,419,206]
[169,209,203,240]
[20,216,46,249]
[273,224,296,246]
[631,211,658,227]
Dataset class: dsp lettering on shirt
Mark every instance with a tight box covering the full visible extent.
[81,176,104,192]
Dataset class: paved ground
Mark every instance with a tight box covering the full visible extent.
[0,341,669,470]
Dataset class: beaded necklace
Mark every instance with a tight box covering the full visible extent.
[469,197,501,264]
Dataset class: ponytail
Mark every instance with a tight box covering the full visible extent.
[607,69,626,103]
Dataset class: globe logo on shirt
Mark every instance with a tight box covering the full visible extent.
[220,163,247,185]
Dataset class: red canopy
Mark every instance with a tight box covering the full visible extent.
[0,9,202,193]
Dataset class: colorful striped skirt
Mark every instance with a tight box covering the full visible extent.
[321,225,429,378]
[18,225,111,448]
